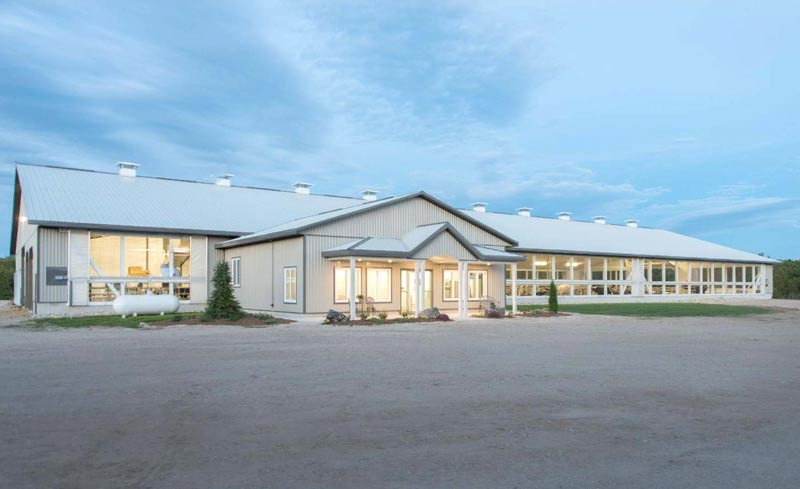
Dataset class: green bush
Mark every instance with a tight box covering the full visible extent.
[548,280,558,313]
[774,259,800,299]
[0,256,13,300]
[204,261,244,321]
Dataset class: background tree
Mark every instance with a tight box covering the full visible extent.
[0,256,14,300]
[548,280,558,313]
[204,261,243,320]
[774,259,800,299]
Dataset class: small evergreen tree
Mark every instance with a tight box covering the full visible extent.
[548,280,558,313]
[204,261,244,320]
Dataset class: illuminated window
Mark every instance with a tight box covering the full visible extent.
[443,269,459,301]
[366,268,392,303]
[284,267,297,303]
[230,258,240,286]
[334,267,362,303]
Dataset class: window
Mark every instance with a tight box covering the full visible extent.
[443,269,459,301]
[366,268,391,302]
[230,257,241,287]
[88,232,191,302]
[283,267,297,303]
[468,270,487,300]
[334,267,362,303]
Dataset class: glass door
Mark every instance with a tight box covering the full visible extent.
[400,270,432,312]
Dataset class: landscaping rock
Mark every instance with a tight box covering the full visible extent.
[325,310,349,324]
[420,307,440,319]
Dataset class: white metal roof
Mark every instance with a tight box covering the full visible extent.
[319,223,524,262]
[15,164,362,236]
[463,210,777,264]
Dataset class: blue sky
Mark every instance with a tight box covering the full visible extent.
[1,0,798,258]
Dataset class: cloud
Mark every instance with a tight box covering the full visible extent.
[645,185,800,233]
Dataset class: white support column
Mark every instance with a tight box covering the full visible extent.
[414,260,423,317]
[349,257,356,319]
[511,263,518,316]
[458,261,469,319]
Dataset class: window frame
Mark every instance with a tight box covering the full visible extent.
[442,269,459,301]
[283,266,297,304]
[468,270,488,300]
[230,257,241,287]
[334,266,363,304]
[366,267,392,303]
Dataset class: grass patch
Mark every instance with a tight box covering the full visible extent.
[27,312,291,329]
[31,312,205,328]
[512,303,777,317]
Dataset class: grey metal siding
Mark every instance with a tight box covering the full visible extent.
[189,236,208,304]
[224,236,304,313]
[412,232,475,261]
[206,236,227,297]
[307,197,510,247]
[37,228,69,303]
[69,230,90,306]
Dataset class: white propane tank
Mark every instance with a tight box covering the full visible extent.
[113,292,180,316]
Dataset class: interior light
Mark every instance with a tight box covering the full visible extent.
[534,261,548,266]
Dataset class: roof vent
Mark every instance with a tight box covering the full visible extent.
[361,190,378,201]
[557,211,572,221]
[593,216,607,225]
[293,182,313,195]
[625,219,639,228]
[517,207,532,217]
[116,162,139,177]
[215,174,233,187]
[471,202,487,213]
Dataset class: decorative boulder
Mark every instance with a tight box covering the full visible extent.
[485,308,505,318]
[420,307,440,319]
[437,313,450,321]
[325,310,349,323]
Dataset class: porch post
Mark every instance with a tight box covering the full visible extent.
[414,260,423,317]
[349,257,356,319]
[511,262,518,316]
[459,260,469,319]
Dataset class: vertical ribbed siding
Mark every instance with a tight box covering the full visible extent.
[412,232,475,261]
[206,236,227,297]
[189,236,207,304]
[308,197,511,247]
[69,230,89,306]
[37,228,69,303]
[305,235,360,313]
[223,236,304,313]
[273,237,304,313]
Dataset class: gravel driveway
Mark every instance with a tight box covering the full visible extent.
[1,311,799,488]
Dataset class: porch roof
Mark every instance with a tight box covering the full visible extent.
[321,223,525,263]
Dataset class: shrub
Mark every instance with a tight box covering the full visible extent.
[774,259,800,299]
[204,261,244,321]
[378,311,388,320]
[400,310,410,318]
[548,280,559,313]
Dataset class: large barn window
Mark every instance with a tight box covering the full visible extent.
[88,233,191,302]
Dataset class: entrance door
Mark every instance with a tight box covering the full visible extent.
[400,270,432,313]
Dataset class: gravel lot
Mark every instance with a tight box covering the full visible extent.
[2,309,799,488]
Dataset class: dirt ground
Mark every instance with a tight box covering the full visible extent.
[1,307,799,488]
